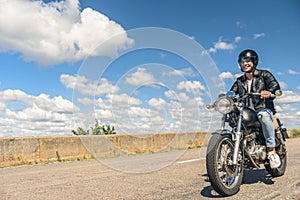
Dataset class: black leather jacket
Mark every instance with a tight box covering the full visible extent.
[230,69,280,113]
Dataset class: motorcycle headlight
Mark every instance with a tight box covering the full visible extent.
[215,97,233,114]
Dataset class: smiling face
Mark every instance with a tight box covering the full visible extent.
[239,57,255,73]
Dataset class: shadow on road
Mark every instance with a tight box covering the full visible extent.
[200,169,275,198]
[200,185,223,198]
[200,173,224,198]
[242,169,274,185]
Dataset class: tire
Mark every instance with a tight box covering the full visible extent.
[265,143,287,177]
[206,133,244,196]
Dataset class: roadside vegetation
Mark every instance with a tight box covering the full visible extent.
[289,128,300,138]
[72,119,116,135]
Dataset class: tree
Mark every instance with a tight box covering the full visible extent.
[91,119,102,135]
[101,124,116,135]
[72,119,117,135]
[72,127,89,135]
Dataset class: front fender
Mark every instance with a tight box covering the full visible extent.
[213,129,234,135]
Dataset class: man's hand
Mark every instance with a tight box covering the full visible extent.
[261,90,272,99]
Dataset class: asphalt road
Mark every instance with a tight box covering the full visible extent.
[1,138,300,200]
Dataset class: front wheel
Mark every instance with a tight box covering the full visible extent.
[206,133,244,196]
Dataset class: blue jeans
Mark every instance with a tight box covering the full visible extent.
[257,109,275,147]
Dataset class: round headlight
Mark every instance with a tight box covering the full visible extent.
[215,97,233,114]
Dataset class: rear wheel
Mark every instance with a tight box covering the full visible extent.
[265,143,287,177]
[206,134,244,196]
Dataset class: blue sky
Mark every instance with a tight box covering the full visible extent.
[0,0,299,137]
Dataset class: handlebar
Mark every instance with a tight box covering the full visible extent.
[205,90,282,110]
[249,92,275,98]
[248,90,282,98]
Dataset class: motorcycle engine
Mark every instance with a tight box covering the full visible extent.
[249,145,267,161]
[246,132,267,161]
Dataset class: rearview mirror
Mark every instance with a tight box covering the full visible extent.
[275,90,283,97]
[226,91,235,98]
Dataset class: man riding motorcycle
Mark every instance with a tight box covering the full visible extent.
[230,49,281,169]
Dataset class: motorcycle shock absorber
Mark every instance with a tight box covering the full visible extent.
[276,118,289,140]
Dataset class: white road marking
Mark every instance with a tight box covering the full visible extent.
[177,158,201,164]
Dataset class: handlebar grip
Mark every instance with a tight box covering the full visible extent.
[251,92,276,98]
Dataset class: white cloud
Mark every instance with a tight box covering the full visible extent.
[0,89,32,102]
[95,109,113,120]
[148,98,167,110]
[0,102,5,111]
[6,103,67,122]
[0,89,80,136]
[163,67,196,77]
[209,42,234,53]
[275,105,283,113]
[277,72,284,76]
[277,104,297,112]
[177,81,206,94]
[85,84,204,134]
[274,101,300,129]
[1,79,272,135]
[236,21,246,28]
[253,33,266,39]
[214,41,234,50]
[60,74,119,96]
[125,68,156,86]
[0,89,77,114]
[106,93,142,107]
[0,117,15,127]
[288,69,300,75]
[279,81,288,89]
[219,72,234,80]
[276,90,300,104]
[209,36,240,53]
[164,90,189,102]
[235,36,242,43]
[0,0,133,66]
[128,107,152,118]
[77,97,95,105]
[190,96,205,108]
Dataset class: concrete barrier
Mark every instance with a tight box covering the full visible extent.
[0,132,210,167]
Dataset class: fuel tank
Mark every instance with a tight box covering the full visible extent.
[242,108,261,128]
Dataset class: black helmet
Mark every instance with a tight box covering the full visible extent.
[238,49,259,68]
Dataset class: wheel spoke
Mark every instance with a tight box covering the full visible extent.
[216,138,242,187]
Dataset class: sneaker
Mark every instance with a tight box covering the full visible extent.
[268,152,281,169]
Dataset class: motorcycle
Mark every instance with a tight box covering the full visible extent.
[205,90,288,196]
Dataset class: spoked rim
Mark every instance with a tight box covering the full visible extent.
[216,137,243,188]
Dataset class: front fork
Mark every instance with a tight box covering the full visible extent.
[232,107,243,165]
